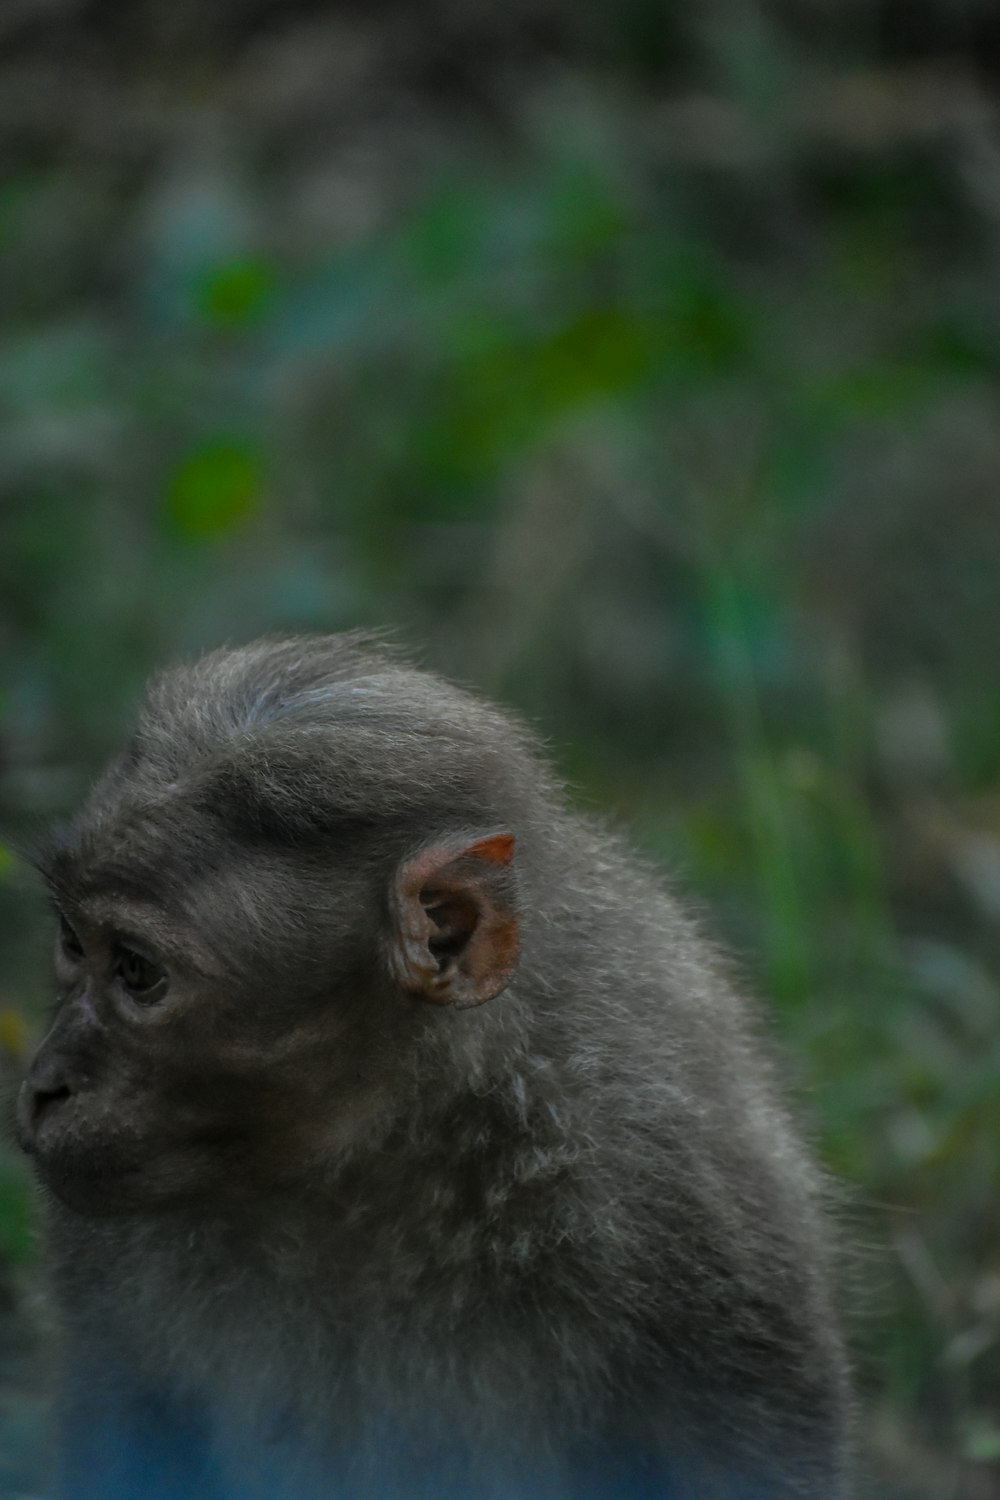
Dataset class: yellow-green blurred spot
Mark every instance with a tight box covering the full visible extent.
[0,840,13,879]
[196,258,273,328]
[165,442,262,540]
[0,1008,26,1058]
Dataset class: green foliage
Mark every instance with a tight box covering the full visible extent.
[164,442,263,540]
[196,258,274,328]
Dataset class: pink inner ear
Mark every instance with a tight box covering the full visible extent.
[466,833,515,866]
[390,831,519,1007]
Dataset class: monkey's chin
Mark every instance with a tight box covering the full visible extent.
[33,1169,135,1217]
[30,1150,156,1217]
[26,1126,189,1217]
[32,1129,241,1217]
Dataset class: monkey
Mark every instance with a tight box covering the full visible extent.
[15,633,850,1500]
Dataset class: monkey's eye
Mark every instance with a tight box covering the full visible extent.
[114,946,167,1003]
[58,918,84,964]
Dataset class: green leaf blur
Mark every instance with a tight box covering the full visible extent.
[164,444,263,540]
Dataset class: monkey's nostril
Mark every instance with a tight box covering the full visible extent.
[15,1074,74,1149]
[32,1083,72,1121]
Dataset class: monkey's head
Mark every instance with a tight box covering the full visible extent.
[16,637,538,1217]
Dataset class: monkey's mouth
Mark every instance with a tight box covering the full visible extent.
[24,1134,155,1216]
[15,1081,150,1213]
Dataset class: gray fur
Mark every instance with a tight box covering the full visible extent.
[23,634,850,1499]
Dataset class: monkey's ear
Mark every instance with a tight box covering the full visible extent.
[388,833,519,1009]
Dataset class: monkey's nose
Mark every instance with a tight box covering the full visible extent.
[16,1060,74,1146]
[32,1081,72,1118]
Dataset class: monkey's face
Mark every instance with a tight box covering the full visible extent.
[17,892,341,1216]
[17,794,518,1218]
[15,856,408,1217]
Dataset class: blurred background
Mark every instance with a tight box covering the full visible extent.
[2,0,1000,1495]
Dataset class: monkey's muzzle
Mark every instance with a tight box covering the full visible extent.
[16,1054,76,1156]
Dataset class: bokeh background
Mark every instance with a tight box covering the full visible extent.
[2,1,1000,1495]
